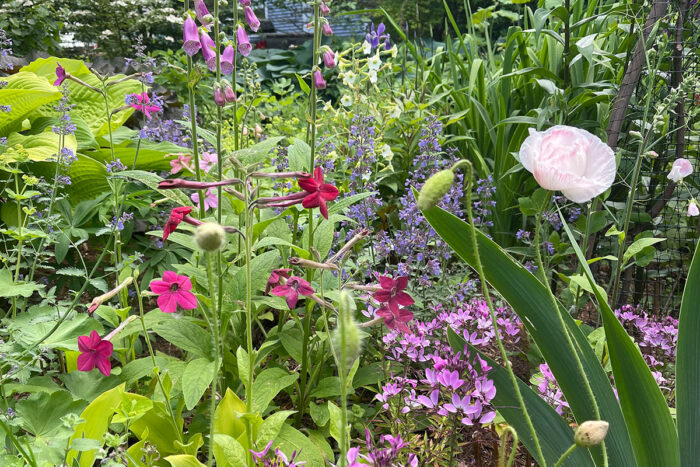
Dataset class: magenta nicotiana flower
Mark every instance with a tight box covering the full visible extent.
[244,6,260,32]
[129,92,161,119]
[270,276,314,310]
[77,330,113,377]
[237,25,252,56]
[200,31,217,71]
[313,69,326,89]
[199,151,217,173]
[183,16,202,56]
[54,64,67,86]
[220,45,235,74]
[150,271,198,314]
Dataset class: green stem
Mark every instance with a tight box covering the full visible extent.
[244,178,255,466]
[554,444,578,467]
[12,170,23,319]
[206,251,221,467]
[465,162,545,465]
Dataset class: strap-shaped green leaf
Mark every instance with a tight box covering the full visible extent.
[417,193,635,466]
[559,210,679,467]
[677,240,700,465]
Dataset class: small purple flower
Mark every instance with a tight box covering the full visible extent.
[322,22,333,36]
[106,159,127,173]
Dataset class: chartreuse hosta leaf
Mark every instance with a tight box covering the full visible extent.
[416,192,635,467]
[5,128,77,162]
[0,72,62,136]
[558,210,679,467]
[446,328,594,466]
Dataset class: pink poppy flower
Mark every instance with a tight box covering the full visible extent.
[54,64,67,86]
[199,151,217,173]
[129,92,161,120]
[518,125,616,203]
[298,167,339,218]
[373,275,414,313]
[270,276,314,310]
[376,305,413,334]
[266,268,292,294]
[170,154,192,174]
[77,330,113,377]
[163,206,193,241]
[667,158,693,183]
[191,188,218,211]
[150,271,198,314]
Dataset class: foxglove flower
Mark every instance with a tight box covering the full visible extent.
[129,92,161,120]
[237,25,252,57]
[518,125,616,203]
[54,64,67,86]
[667,158,693,182]
[77,330,114,377]
[163,206,192,241]
[313,69,326,89]
[244,6,260,32]
[271,276,314,309]
[322,49,336,68]
[183,16,202,56]
[320,1,330,16]
[373,275,414,313]
[200,31,217,71]
[220,45,235,74]
[194,0,212,28]
[170,154,192,174]
[223,81,236,103]
[192,188,219,211]
[322,22,333,36]
[298,167,339,218]
[239,0,251,5]
[150,271,198,314]
[214,82,225,106]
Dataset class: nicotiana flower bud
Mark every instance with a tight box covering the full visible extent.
[333,290,363,375]
[195,222,226,251]
[645,150,659,159]
[574,421,609,448]
[417,169,455,211]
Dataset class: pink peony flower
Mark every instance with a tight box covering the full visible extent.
[688,200,699,217]
[518,125,616,203]
[170,154,192,174]
[199,151,217,173]
[77,330,113,376]
[191,187,218,211]
[150,271,198,313]
[129,92,161,120]
[54,64,67,86]
[667,158,693,183]
[270,276,314,310]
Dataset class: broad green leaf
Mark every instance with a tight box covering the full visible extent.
[287,138,311,172]
[214,388,248,443]
[165,455,206,467]
[447,328,594,466]
[153,319,213,360]
[16,390,86,438]
[256,410,295,447]
[677,240,700,466]
[0,268,42,298]
[0,72,62,136]
[13,312,101,351]
[213,434,247,467]
[251,368,299,413]
[5,129,77,162]
[559,210,678,467]
[622,237,665,266]
[327,401,343,446]
[232,136,285,166]
[182,358,215,411]
[229,250,280,301]
[273,424,326,467]
[418,193,635,467]
[66,384,125,467]
[127,394,183,457]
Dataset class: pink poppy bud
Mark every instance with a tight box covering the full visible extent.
[221,45,235,74]
[518,125,616,203]
[214,82,225,106]
[244,6,260,32]
[667,158,693,183]
[183,16,202,56]
[322,49,336,68]
[322,22,333,36]
[224,81,236,103]
[320,2,330,16]
[194,0,212,28]
[237,25,252,57]
[200,31,218,71]
[313,69,326,89]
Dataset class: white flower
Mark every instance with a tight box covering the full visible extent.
[368,53,382,71]
[389,44,398,58]
[688,200,699,217]
[343,71,357,87]
[362,40,372,55]
[369,69,378,84]
[381,144,393,161]
[389,106,402,120]
[667,158,693,183]
[341,95,353,107]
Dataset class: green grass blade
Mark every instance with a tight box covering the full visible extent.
[447,328,594,466]
[558,209,679,467]
[418,195,635,466]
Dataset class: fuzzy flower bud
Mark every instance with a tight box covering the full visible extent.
[213,82,225,106]
[224,81,236,103]
[195,222,226,251]
[417,169,455,211]
[574,421,609,448]
[333,290,363,375]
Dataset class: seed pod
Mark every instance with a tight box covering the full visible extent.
[417,169,455,211]
[333,290,363,375]
[574,421,609,448]
[195,222,226,252]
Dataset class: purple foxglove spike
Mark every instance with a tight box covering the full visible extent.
[194,0,212,28]
[244,6,260,32]
[320,2,330,16]
[220,45,235,74]
[322,49,335,68]
[237,25,252,56]
[224,81,236,102]
[199,31,217,71]
[213,83,225,106]
[313,69,326,89]
[183,16,202,56]
[322,22,333,36]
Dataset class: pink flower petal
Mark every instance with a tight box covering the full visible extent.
[95,355,112,377]
[157,292,178,313]
[150,279,171,294]
[77,352,97,372]
[176,290,198,310]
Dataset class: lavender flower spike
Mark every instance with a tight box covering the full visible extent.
[244,6,260,32]
[237,25,252,56]
[183,16,202,56]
